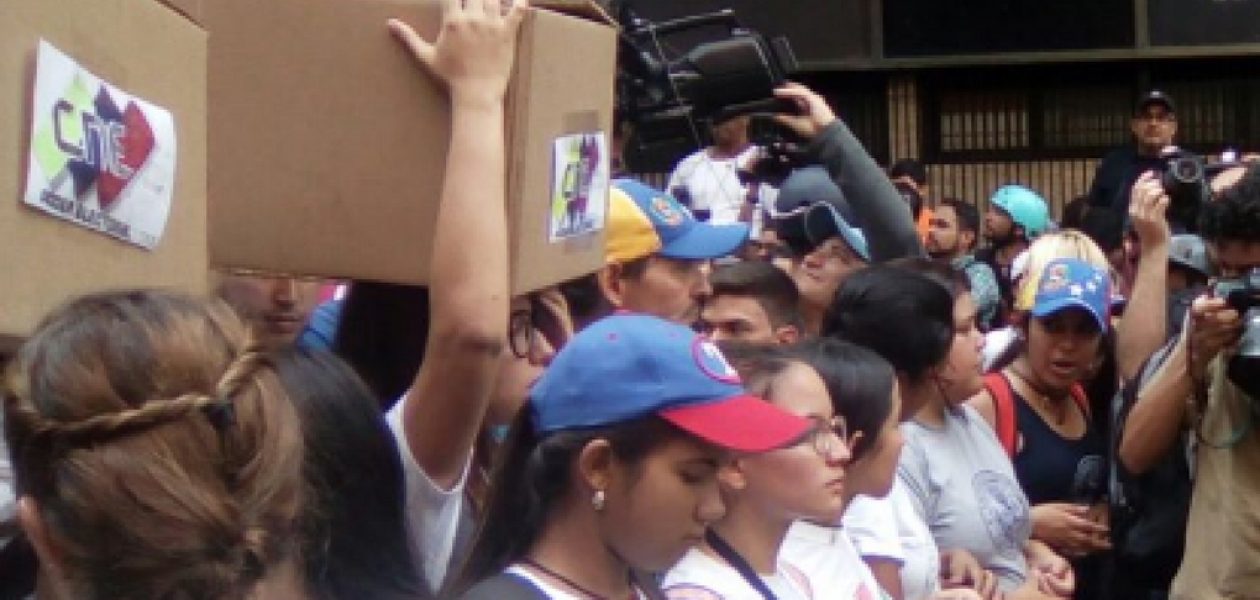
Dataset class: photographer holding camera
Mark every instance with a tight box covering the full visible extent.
[1118,163,1260,599]
[1088,91,1178,218]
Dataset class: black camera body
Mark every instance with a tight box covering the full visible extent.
[1212,268,1260,398]
[1213,269,1260,314]
[1159,150,1211,233]
[615,4,798,173]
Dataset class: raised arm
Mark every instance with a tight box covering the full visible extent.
[1119,296,1240,474]
[390,0,526,489]
[774,83,923,262]
[1116,172,1171,382]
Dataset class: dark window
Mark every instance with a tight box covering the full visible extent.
[883,0,1133,57]
[921,60,1260,162]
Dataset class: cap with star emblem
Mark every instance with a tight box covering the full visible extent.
[1030,258,1112,331]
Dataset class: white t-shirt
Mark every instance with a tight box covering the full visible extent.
[0,411,15,550]
[843,479,941,600]
[504,565,650,599]
[781,521,889,600]
[666,147,776,226]
[387,397,471,593]
[664,547,813,600]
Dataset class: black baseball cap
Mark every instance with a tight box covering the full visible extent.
[1136,90,1175,116]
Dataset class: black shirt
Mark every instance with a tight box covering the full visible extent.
[1088,145,1166,217]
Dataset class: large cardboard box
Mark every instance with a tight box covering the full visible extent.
[208,0,617,295]
[0,0,208,336]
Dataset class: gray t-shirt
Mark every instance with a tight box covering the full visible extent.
[899,405,1033,592]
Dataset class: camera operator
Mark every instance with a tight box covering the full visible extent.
[666,114,776,225]
[1118,163,1260,599]
[1088,91,1177,218]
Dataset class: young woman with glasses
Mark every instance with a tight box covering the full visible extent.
[663,345,852,599]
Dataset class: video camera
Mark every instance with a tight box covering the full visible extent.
[614,2,800,173]
[1211,267,1260,397]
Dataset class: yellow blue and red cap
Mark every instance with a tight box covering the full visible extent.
[605,179,750,264]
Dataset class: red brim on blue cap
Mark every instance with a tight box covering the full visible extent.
[660,394,812,453]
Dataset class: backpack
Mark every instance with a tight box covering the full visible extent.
[983,371,1090,458]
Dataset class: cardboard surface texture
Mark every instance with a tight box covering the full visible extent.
[0,0,208,337]
[208,0,617,294]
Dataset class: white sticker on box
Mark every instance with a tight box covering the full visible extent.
[548,132,609,242]
[23,40,178,250]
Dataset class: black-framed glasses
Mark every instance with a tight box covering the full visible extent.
[508,309,536,359]
[801,415,849,457]
[508,294,567,360]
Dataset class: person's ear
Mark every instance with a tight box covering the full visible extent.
[576,439,616,509]
[718,458,749,492]
[773,325,800,346]
[597,264,627,310]
[18,496,67,584]
[846,431,866,457]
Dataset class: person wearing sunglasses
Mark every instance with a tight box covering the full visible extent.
[663,345,852,599]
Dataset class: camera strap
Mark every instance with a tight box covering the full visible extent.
[704,530,778,600]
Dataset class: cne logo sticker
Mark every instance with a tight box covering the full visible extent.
[24,40,177,250]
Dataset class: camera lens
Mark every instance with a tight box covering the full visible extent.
[1170,157,1203,183]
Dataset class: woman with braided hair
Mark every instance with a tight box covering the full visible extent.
[2,290,306,599]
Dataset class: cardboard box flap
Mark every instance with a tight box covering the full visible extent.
[533,0,616,27]
[158,0,204,25]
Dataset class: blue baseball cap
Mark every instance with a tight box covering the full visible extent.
[605,179,750,264]
[530,314,813,453]
[1031,258,1112,331]
[772,166,870,261]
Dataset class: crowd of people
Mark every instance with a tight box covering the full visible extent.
[3,2,1260,599]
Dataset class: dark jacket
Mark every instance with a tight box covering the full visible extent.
[1088,145,1165,217]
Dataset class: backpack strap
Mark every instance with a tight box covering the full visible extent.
[1069,383,1091,418]
[983,372,1018,458]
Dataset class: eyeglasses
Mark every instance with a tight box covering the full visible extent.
[508,295,566,360]
[800,415,849,457]
[508,309,537,359]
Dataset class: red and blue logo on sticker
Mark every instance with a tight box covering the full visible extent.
[34,74,155,209]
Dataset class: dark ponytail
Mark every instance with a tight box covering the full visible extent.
[452,408,683,594]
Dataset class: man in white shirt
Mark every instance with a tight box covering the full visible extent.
[667,115,774,226]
